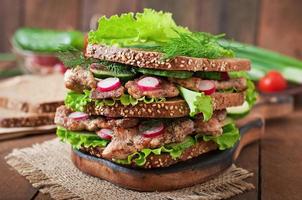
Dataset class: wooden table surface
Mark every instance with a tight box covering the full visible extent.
[0,109,302,200]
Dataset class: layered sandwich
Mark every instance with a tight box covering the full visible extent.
[55,9,256,169]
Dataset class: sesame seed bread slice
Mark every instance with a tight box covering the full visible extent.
[86,44,250,72]
[85,92,245,118]
[0,74,66,113]
[81,140,217,168]
[0,107,55,128]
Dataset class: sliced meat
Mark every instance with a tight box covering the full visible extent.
[64,67,97,92]
[170,77,247,92]
[102,118,195,160]
[125,77,179,99]
[55,106,139,131]
[102,127,138,160]
[194,110,227,136]
[90,86,125,100]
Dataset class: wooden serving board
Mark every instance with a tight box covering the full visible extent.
[71,116,264,192]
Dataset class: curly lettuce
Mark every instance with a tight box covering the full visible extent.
[56,126,109,149]
[88,8,189,47]
[178,86,213,121]
[65,91,166,112]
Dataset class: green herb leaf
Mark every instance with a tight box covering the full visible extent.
[56,126,109,149]
[160,32,235,59]
[88,9,189,47]
[178,86,213,120]
[203,122,240,150]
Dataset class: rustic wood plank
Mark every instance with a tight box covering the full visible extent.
[261,110,302,200]
[81,0,140,31]
[257,0,302,59]
[230,142,259,200]
[0,134,55,200]
[24,0,81,29]
[219,0,260,44]
[0,0,22,52]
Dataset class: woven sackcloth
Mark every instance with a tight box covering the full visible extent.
[5,138,254,200]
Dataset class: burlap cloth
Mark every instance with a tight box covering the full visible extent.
[5,138,254,200]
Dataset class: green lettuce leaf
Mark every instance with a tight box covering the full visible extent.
[178,86,213,120]
[88,9,188,47]
[203,122,240,150]
[65,91,166,112]
[64,90,91,112]
[56,126,109,149]
[229,71,258,109]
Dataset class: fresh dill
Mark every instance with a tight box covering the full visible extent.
[98,61,136,75]
[57,46,95,68]
[159,31,235,59]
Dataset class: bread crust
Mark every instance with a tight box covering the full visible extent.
[86,44,250,72]
[81,140,217,168]
[0,113,55,128]
[85,92,245,118]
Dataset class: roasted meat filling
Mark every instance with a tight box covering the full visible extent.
[90,86,125,100]
[64,67,97,92]
[170,77,247,92]
[102,118,195,159]
[125,77,179,99]
[55,106,139,131]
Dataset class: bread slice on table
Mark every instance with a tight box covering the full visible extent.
[86,44,251,72]
[0,107,55,128]
[86,92,245,118]
[0,74,66,113]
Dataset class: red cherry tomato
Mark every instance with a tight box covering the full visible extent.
[258,71,287,93]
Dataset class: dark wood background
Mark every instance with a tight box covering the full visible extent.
[0,0,301,59]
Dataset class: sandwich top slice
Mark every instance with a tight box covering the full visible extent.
[56,9,257,169]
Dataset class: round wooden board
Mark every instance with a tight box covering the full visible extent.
[71,118,263,192]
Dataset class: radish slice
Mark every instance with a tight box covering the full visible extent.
[97,77,121,92]
[198,80,216,95]
[68,112,89,121]
[137,76,160,91]
[97,128,113,140]
[220,72,230,81]
[139,120,164,138]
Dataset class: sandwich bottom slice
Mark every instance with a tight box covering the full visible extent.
[56,106,239,168]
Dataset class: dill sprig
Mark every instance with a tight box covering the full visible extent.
[57,46,95,68]
[99,61,136,75]
[160,32,235,59]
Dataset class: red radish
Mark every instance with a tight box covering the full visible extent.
[220,72,230,81]
[198,80,216,95]
[137,76,160,91]
[139,120,164,138]
[97,77,121,92]
[97,129,113,140]
[68,112,89,121]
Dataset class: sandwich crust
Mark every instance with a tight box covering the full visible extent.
[86,44,251,72]
[85,92,245,118]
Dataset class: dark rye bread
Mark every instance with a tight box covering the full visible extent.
[0,108,55,128]
[81,140,217,168]
[86,44,251,72]
[0,74,66,113]
[85,92,245,118]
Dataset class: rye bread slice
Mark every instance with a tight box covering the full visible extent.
[81,140,217,168]
[85,92,245,118]
[0,107,55,128]
[0,74,66,113]
[86,44,251,72]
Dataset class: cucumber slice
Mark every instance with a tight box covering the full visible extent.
[227,101,250,114]
[136,68,193,79]
[90,63,135,80]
